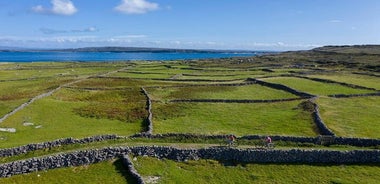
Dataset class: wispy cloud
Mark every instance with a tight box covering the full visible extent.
[115,0,159,14]
[328,20,342,23]
[72,27,99,33]
[40,27,98,34]
[32,0,77,16]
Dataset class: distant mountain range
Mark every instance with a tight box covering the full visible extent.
[0,46,260,53]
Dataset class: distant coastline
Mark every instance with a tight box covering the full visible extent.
[0,46,270,54]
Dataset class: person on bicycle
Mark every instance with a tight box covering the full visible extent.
[265,136,272,147]
[227,134,237,146]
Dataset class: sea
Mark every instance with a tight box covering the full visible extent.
[0,51,260,62]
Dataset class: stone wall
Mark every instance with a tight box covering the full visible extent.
[328,92,380,98]
[309,99,336,136]
[170,98,304,103]
[1,146,380,178]
[0,135,120,157]
[140,87,153,135]
[295,76,377,91]
[121,155,145,184]
[246,78,315,98]
[2,133,379,160]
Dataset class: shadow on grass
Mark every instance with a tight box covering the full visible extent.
[113,159,138,184]
[140,117,150,132]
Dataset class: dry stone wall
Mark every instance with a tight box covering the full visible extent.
[1,146,380,178]
[246,78,315,98]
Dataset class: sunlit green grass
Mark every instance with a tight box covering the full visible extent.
[263,77,375,96]
[153,101,317,136]
[147,84,297,101]
[317,96,380,138]
[0,99,27,117]
[109,71,176,79]
[0,97,142,148]
[308,73,380,90]
[0,159,133,184]
[0,64,120,81]
[134,156,380,184]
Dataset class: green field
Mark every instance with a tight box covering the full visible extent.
[263,77,375,96]
[134,156,380,184]
[0,46,379,183]
[0,96,143,148]
[147,84,298,101]
[0,159,132,184]
[153,101,317,136]
[307,73,380,90]
[317,96,380,138]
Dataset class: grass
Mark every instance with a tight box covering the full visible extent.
[307,73,380,90]
[263,77,375,96]
[153,101,317,136]
[70,77,181,88]
[0,159,134,184]
[147,84,297,101]
[1,58,379,183]
[0,64,122,81]
[0,97,143,148]
[133,156,380,184]
[0,99,28,117]
[109,71,177,79]
[317,96,380,138]
[0,77,75,101]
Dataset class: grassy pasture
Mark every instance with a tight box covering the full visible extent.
[110,71,177,79]
[263,77,375,96]
[0,159,132,184]
[147,84,297,101]
[0,77,76,118]
[134,156,380,184]
[317,96,380,138]
[0,65,120,81]
[70,77,186,88]
[153,101,317,136]
[0,95,143,148]
[307,73,380,90]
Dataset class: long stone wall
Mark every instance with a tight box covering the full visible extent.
[146,81,257,89]
[0,135,120,157]
[140,87,153,135]
[309,99,336,136]
[295,76,377,91]
[1,146,380,178]
[2,134,379,160]
[328,92,380,98]
[246,78,315,98]
[170,98,304,103]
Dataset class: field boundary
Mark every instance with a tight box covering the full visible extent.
[294,75,377,91]
[328,92,380,98]
[1,146,380,178]
[246,78,315,98]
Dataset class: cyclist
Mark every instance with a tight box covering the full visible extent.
[227,134,237,146]
[265,136,273,149]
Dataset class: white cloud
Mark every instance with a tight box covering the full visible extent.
[32,0,77,16]
[115,0,159,14]
[40,27,98,34]
[328,20,342,23]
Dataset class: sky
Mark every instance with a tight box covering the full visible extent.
[0,0,379,51]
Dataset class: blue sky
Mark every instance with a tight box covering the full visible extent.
[0,0,379,50]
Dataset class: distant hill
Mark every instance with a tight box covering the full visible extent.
[0,46,258,53]
[50,47,257,53]
[312,45,380,55]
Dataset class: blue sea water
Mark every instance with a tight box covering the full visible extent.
[0,51,258,62]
